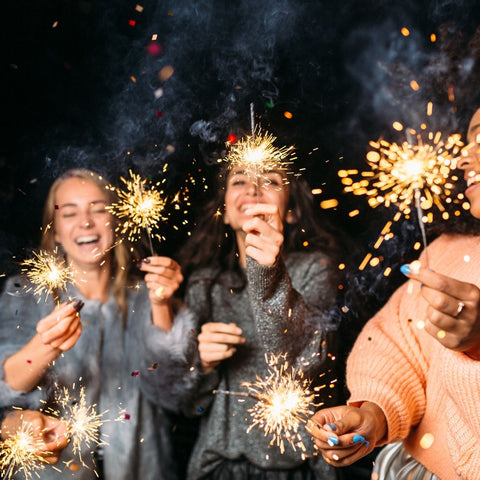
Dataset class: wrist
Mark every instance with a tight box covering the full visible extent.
[360,401,387,442]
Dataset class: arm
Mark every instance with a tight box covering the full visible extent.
[138,256,183,331]
[3,301,83,392]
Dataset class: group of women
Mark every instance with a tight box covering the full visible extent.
[1,108,480,480]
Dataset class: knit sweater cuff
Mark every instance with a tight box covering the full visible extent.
[142,307,195,361]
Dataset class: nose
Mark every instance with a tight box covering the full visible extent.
[456,144,480,178]
[80,211,94,228]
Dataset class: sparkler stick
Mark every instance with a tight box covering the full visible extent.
[106,170,170,256]
[20,247,74,304]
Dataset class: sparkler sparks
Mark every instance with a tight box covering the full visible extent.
[223,127,296,184]
[106,170,170,253]
[20,248,74,302]
[215,353,316,454]
[339,128,465,271]
[54,386,105,461]
[0,419,47,480]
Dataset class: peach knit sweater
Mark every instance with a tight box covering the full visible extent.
[347,233,480,480]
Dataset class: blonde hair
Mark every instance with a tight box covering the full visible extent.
[40,168,130,321]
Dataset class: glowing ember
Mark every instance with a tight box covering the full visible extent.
[20,248,74,302]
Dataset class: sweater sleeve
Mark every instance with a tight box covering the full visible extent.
[346,282,429,444]
[245,252,334,374]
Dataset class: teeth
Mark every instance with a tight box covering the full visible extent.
[76,235,99,245]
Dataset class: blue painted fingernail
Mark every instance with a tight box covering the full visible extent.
[328,435,338,446]
[353,434,365,444]
[400,264,411,275]
[326,423,337,431]
[365,441,370,447]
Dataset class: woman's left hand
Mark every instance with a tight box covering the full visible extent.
[402,262,480,358]
[242,203,284,266]
[139,256,184,305]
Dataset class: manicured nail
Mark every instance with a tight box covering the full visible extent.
[400,264,411,275]
[72,300,84,312]
[326,423,337,431]
[332,454,340,461]
[352,434,365,444]
[364,440,370,447]
[327,435,338,446]
[142,258,151,264]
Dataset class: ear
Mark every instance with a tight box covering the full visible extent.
[285,209,296,224]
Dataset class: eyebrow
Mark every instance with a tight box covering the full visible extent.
[57,200,107,209]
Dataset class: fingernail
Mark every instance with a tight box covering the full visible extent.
[364,440,370,447]
[326,423,337,431]
[352,434,365,444]
[332,454,340,461]
[142,258,151,264]
[327,435,338,446]
[400,264,411,275]
[72,300,84,312]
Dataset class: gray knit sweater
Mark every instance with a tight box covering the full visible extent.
[176,252,338,480]
[0,275,193,480]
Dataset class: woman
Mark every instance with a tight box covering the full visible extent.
[165,156,345,480]
[0,169,187,479]
[307,108,480,479]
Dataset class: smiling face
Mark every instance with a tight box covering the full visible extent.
[459,109,480,219]
[53,177,114,270]
[223,167,290,231]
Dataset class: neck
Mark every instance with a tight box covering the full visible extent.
[71,258,112,302]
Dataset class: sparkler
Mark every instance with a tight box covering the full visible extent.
[339,127,465,270]
[106,170,171,255]
[54,386,105,463]
[20,247,74,303]
[0,418,47,480]
[214,353,316,454]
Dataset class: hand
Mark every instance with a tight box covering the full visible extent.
[36,301,83,351]
[242,203,284,266]
[197,322,246,372]
[1,410,69,464]
[401,262,480,358]
[306,402,386,466]
[140,256,184,305]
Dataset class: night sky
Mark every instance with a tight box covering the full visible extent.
[2,0,480,317]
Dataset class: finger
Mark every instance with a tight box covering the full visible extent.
[200,347,237,364]
[198,331,246,346]
[57,324,83,351]
[243,216,283,237]
[245,244,279,266]
[201,322,243,336]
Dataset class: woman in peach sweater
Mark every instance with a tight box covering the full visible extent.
[307,108,480,480]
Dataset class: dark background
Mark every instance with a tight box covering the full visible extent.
[2,0,480,314]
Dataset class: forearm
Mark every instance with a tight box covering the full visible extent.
[150,301,174,332]
[3,334,60,392]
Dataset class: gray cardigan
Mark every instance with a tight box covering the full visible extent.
[0,275,192,480]
[174,252,338,480]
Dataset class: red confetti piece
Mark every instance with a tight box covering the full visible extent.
[124,413,131,420]
[156,111,163,117]
[146,41,163,57]
[131,370,140,377]
[27,359,32,363]
[129,19,136,26]
[226,134,237,144]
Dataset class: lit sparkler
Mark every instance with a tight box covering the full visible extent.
[0,418,47,480]
[339,127,465,271]
[106,170,171,255]
[214,353,316,454]
[223,127,296,186]
[54,386,105,462]
[20,247,74,303]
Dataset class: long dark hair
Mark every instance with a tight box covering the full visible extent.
[177,163,349,291]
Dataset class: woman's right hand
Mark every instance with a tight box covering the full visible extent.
[306,402,386,466]
[197,322,246,372]
[36,301,83,351]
